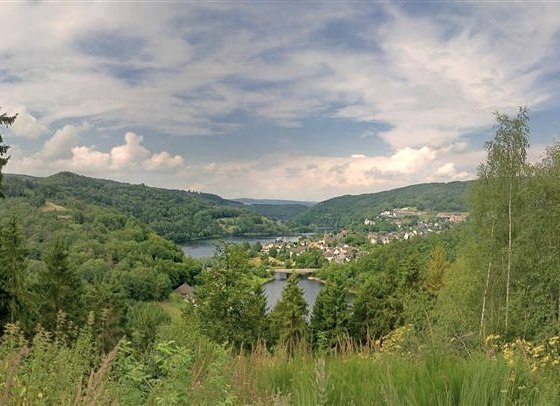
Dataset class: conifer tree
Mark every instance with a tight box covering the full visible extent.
[270,273,308,353]
[310,272,349,349]
[0,215,29,324]
[39,236,83,329]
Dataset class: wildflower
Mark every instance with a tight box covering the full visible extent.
[532,344,545,358]
[485,334,500,344]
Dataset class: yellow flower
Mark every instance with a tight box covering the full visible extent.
[532,345,545,357]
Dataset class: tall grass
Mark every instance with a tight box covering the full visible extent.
[2,314,559,404]
[232,347,555,405]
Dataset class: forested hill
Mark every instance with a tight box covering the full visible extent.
[295,181,472,228]
[4,172,290,241]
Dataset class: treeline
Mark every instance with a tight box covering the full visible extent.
[0,198,201,351]
[4,172,291,242]
[187,229,461,352]
[295,181,470,229]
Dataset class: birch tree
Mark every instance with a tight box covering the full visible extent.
[475,106,530,335]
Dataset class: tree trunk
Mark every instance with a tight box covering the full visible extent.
[505,178,513,333]
[480,217,495,338]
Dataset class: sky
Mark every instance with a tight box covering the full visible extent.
[2,1,560,201]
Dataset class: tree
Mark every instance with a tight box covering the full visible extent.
[38,236,83,329]
[195,244,266,349]
[269,273,309,353]
[0,214,30,325]
[310,272,350,349]
[350,272,402,341]
[0,109,16,197]
[425,245,449,297]
[474,106,530,335]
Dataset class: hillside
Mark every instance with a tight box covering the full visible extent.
[295,181,472,228]
[234,198,315,207]
[4,172,290,241]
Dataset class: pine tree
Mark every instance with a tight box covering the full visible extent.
[350,272,402,341]
[0,214,30,325]
[39,236,83,329]
[270,273,309,354]
[310,273,350,349]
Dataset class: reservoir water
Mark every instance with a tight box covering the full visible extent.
[180,235,325,314]
[180,235,300,259]
[262,273,324,315]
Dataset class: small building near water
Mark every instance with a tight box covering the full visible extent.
[174,283,194,299]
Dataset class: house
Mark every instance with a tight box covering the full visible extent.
[174,283,194,299]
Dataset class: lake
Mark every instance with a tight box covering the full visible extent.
[180,235,301,259]
[262,273,324,316]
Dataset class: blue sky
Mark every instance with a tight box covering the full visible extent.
[2,1,560,200]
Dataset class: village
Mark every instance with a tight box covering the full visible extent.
[259,208,467,266]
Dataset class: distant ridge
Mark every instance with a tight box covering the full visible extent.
[234,198,316,207]
[3,172,291,241]
[294,181,472,228]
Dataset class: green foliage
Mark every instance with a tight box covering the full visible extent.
[310,273,350,349]
[126,301,170,352]
[233,350,552,405]
[295,247,326,268]
[269,274,309,353]
[195,244,267,349]
[296,181,470,229]
[4,172,291,241]
[0,214,30,326]
[425,245,449,296]
[351,271,403,341]
[38,236,84,330]
[248,203,310,221]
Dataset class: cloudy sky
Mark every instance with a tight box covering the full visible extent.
[2,2,560,201]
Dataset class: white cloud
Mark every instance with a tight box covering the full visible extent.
[2,3,560,199]
[8,107,47,139]
[387,147,436,174]
[42,123,89,159]
[143,151,184,172]
[7,130,186,182]
[109,132,150,170]
[66,132,184,173]
[174,144,477,200]
[70,146,111,171]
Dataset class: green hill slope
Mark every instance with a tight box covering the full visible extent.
[295,181,472,228]
[4,172,290,241]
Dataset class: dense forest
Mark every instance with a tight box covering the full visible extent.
[4,172,472,240]
[295,180,470,229]
[3,172,291,242]
[2,107,560,404]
